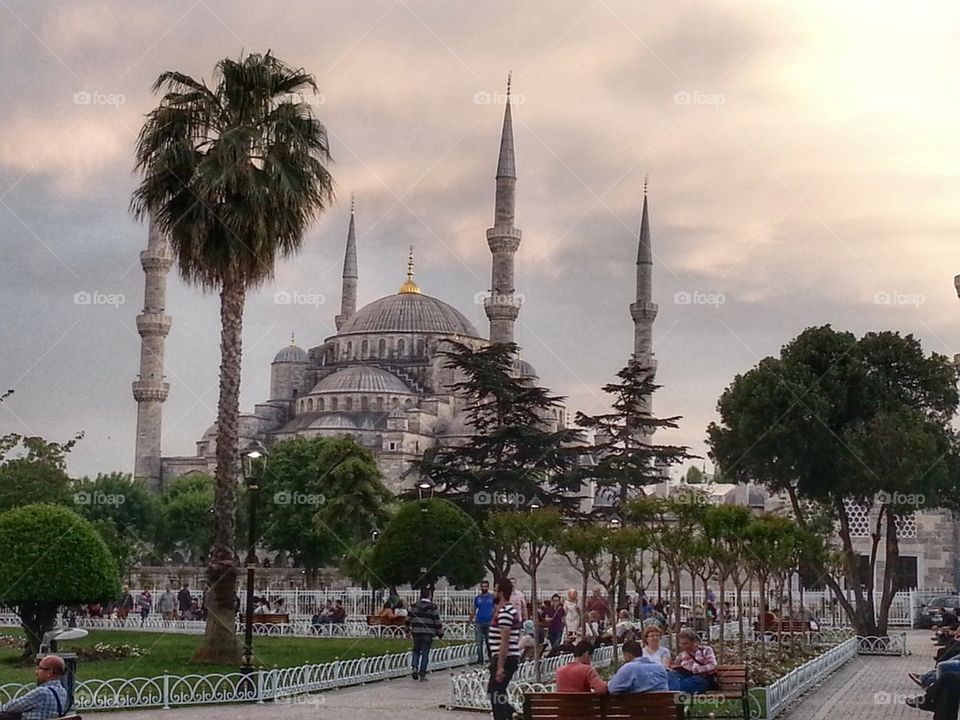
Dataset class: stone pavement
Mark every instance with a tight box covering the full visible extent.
[781,630,934,720]
[101,631,941,720]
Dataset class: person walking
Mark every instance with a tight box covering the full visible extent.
[117,586,134,621]
[488,578,522,720]
[471,580,495,664]
[137,589,153,625]
[177,584,192,620]
[563,589,581,643]
[158,586,176,622]
[407,588,443,681]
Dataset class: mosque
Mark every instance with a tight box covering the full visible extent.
[131,82,658,494]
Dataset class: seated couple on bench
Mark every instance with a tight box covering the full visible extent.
[556,629,718,696]
[0,655,78,720]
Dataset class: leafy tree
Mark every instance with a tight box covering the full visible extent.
[0,398,82,513]
[72,473,156,534]
[72,473,157,574]
[414,342,585,520]
[709,326,960,634]
[684,465,704,484]
[488,509,562,678]
[371,498,485,590]
[700,504,752,656]
[132,51,335,662]
[0,459,71,513]
[256,437,391,587]
[557,524,606,636]
[154,474,214,565]
[0,504,119,657]
[589,525,648,665]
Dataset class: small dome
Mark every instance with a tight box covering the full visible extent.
[273,343,308,363]
[312,365,412,394]
[514,358,539,378]
[338,292,481,338]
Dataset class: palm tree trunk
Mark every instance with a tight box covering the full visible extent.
[195,280,244,663]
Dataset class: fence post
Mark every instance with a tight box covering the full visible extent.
[162,673,170,710]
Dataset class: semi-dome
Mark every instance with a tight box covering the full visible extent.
[311,365,412,394]
[337,292,481,338]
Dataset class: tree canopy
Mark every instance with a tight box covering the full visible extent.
[0,504,119,656]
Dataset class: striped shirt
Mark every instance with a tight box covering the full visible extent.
[488,603,521,657]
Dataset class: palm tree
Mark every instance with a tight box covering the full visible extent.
[131,52,334,662]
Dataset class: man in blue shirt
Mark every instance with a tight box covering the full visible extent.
[470,579,495,664]
[0,654,69,719]
[607,640,670,695]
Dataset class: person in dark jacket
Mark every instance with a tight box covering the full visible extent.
[177,584,192,620]
[406,588,444,681]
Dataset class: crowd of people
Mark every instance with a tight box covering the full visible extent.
[63,584,203,626]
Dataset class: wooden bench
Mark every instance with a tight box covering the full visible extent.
[523,692,683,720]
[752,620,811,634]
[251,613,289,624]
[691,664,749,719]
[366,615,407,627]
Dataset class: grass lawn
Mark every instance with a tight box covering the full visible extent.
[0,630,456,685]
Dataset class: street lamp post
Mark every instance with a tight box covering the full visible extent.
[240,442,268,676]
[417,479,434,590]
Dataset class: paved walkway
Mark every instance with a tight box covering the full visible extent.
[100,671,473,720]
[782,630,933,720]
[102,631,940,720]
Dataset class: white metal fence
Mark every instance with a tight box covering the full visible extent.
[0,643,475,711]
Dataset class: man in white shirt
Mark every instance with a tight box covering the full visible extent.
[563,588,581,642]
[508,577,526,622]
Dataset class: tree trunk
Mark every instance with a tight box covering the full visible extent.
[878,507,900,636]
[581,566,589,637]
[19,601,59,658]
[735,580,745,658]
[530,553,541,682]
[194,281,245,663]
[718,576,727,663]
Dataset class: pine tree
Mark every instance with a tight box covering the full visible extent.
[413,342,584,519]
[576,359,692,511]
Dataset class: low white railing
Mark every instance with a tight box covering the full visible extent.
[761,636,858,718]
[0,643,474,711]
[447,645,614,712]
[0,615,476,640]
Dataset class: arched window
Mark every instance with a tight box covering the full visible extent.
[417,339,425,357]
[404,398,413,408]
[361,339,368,357]
[346,341,353,358]
[361,396,369,411]
[397,338,405,357]
[318,398,325,411]
[307,398,314,411]
[345,397,353,411]
[331,397,339,411]
[378,339,386,357]
[376,397,384,411]
[391,397,399,408]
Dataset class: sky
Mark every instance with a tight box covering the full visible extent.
[2,0,960,479]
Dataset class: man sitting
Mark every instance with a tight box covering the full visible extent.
[0,655,68,720]
[607,640,669,694]
[667,628,718,693]
[556,640,608,694]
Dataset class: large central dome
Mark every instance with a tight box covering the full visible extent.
[337,292,482,338]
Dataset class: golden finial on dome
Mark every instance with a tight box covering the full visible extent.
[290,332,296,346]
[399,245,421,294]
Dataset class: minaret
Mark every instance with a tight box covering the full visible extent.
[335,197,358,330]
[630,179,659,440]
[484,74,523,345]
[133,216,173,491]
